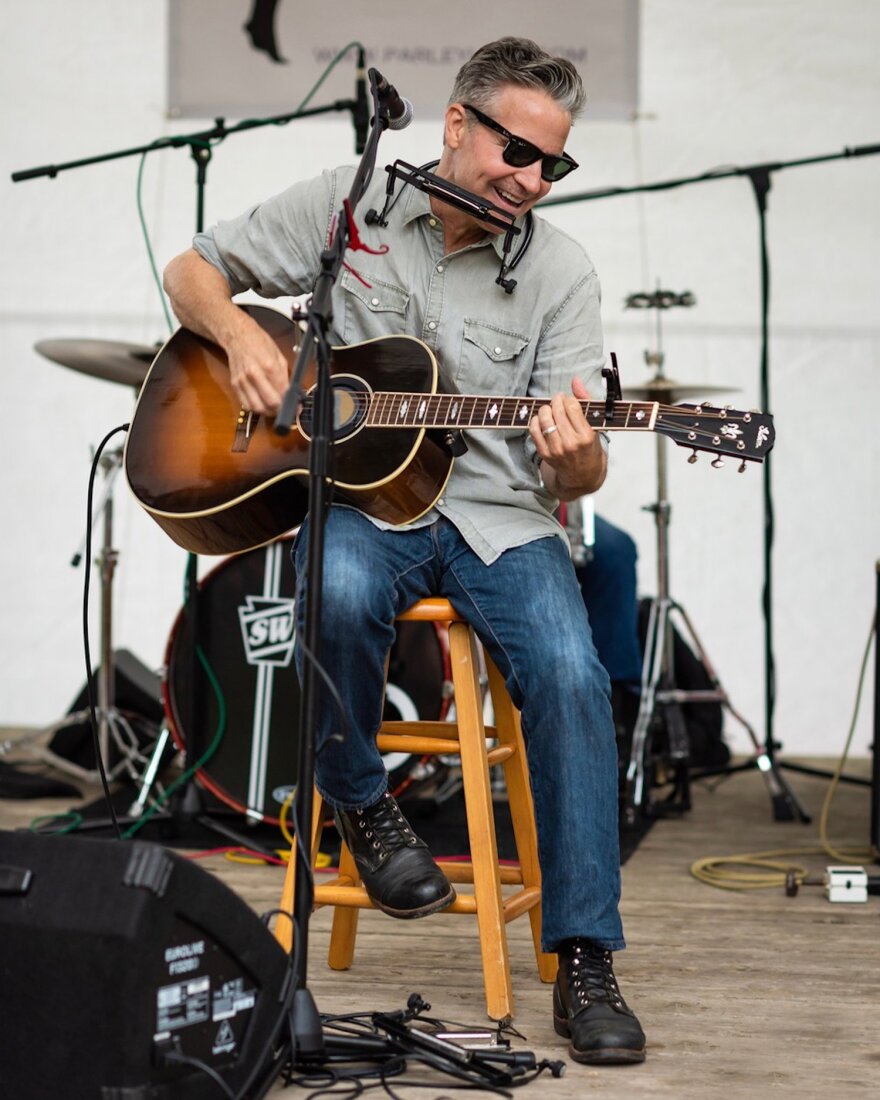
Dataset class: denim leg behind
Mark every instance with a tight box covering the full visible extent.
[576,515,642,684]
[292,506,439,810]
[435,522,625,952]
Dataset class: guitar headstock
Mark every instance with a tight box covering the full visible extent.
[655,403,775,467]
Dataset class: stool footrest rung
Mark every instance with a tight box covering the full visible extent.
[313,882,541,921]
[437,861,524,885]
[376,730,463,754]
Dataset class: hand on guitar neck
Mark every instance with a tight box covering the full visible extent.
[531,375,607,501]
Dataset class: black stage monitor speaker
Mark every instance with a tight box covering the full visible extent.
[0,830,289,1099]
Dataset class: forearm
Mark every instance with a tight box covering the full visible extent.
[163,249,257,351]
[163,247,292,416]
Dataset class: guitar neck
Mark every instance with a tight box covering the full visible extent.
[366,393,661,432]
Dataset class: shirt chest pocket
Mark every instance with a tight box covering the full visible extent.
[457,318,531,391]
[338,269,410,344]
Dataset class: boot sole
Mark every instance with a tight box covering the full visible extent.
[372,885,457,920]
[554,1013,646,1065]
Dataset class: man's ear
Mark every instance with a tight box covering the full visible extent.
[444,102,468,150]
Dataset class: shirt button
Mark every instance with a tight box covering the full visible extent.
[436,264,444,273]
[371,297,379,306]
[428,217,438,227]
[427,321,437,331]
[494,346,502,355]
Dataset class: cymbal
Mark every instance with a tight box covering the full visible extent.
[623,377,740,402]
[35,338,157,388]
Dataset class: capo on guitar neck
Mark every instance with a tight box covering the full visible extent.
[443,429,468,457]
[602,352,622,422]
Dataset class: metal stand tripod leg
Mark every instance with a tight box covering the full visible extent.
[2,447,164,790]
[626,593,811,823]
[677,598,812,823]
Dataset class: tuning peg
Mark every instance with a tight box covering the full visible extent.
[711,456,725,469]
[688,450,698,464]
[738,460,747,473]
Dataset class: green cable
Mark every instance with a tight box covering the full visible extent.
[29,812,83,835]
[121,637,228,839]
[137,148,175,335]
[137,40,365,327]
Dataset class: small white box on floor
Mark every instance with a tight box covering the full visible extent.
[825,866,868,903]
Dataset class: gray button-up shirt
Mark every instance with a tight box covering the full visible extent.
[193,164,606,563]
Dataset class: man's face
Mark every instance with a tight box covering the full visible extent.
[441,84,572,230]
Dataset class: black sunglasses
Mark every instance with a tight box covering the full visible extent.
[462,103,579,183]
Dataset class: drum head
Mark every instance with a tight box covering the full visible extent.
[164,539,448,825]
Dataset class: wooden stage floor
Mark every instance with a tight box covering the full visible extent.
[1,741,877,1098]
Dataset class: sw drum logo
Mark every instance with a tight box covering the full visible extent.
[237,596,296,667]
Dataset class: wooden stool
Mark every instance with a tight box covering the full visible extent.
[275,597,557,1020]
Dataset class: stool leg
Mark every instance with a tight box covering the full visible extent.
[450,621,514,1021]
[487,659,558,984]
[327,840,361,970]
[274,788,326,953]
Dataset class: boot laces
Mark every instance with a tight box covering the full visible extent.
[355,792,420,853]
[566,941,626,1012]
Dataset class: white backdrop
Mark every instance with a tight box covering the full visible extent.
[1,1,878,762]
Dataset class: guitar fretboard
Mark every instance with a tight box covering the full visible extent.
[366,393,660,431]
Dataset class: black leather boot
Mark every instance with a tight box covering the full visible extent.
[334,791,456,919]
[553,939,646,1064]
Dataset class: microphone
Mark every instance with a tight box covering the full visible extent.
[352,47,369,154]
[371,68,414,131]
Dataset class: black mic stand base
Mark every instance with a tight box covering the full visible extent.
[625,595,814,825]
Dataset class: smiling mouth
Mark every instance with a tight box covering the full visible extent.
[494,186,526,209]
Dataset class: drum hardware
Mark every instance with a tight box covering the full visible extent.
[623,378,740,402]
[34,337,156,391]
[0,340,172,818]
[6,445,167,807]
[622,289,802,820]
[561,498,596,567]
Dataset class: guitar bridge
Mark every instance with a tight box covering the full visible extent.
[232,408,257,452]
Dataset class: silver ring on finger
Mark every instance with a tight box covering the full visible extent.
[542,424,559,437]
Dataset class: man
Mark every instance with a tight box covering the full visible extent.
[163,37,646,1065]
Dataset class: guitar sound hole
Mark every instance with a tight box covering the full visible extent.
[297,375,369,442]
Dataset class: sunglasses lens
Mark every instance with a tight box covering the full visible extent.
[502,141,542,169]
[542,157,576,182]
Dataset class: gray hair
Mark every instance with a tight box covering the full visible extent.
[449,37,586,119]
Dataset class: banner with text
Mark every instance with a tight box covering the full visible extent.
[167,0,640,121]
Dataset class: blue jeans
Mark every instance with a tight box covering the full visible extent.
[293,507,625,951]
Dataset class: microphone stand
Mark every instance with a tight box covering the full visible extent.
[270,67,391,1063]
[541,142,880,820]
[10,95,364,849]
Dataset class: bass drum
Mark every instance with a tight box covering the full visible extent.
[163,538,450,825]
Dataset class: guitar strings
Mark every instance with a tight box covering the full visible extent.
[358,393,759,437]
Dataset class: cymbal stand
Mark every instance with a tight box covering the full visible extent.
[623,296,809,823]
[13,447,165,794]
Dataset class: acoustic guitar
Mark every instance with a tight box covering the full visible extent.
[124,305,775,556]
